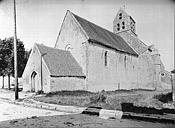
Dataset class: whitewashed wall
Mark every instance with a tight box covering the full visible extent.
[22,45,50,92]
[55,11,87,75]
[50,77,85,92]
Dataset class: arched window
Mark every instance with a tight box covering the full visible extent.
[119,13,122,19]
[122,21,125,29]
[117,23,120,31]
[105,51,108,66]
[65,44,73,51]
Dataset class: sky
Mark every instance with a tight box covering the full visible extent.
[0,0,174,71]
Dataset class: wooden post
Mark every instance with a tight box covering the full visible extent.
[8,74,10,90]
[14,0,18,100]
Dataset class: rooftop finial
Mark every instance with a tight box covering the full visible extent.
[120,0,126,10]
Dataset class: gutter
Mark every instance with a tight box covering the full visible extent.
[50,75,86,79]
[88,39,139,57]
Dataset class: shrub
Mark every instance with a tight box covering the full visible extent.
[46,90,94,97]
[90,91,106,103]
[154,92,172,103]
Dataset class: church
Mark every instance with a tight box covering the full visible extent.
[22,8,171,93]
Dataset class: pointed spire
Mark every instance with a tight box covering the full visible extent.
[120,0,126,11]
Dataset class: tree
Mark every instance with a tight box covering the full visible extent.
[0,39,8,88]
[0,37,30,89]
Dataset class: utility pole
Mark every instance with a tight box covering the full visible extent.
[14,0,18,100]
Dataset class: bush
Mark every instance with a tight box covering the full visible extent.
[46,90,94,97]
[154,92,172,103]
[36,90,44,95]
[90,91,106,103]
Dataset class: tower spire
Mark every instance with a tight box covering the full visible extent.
[120,0,126,10]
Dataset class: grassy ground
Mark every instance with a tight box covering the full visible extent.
[33,89,172,110]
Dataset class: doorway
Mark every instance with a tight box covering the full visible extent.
[31,71,37,92]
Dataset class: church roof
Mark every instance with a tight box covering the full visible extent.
[36,44,85,77]
[125,32,148,55]
[71,12,138,56]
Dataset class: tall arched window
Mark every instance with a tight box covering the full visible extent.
[105,51,108,66]
[122,21,125,29]
[119,13,122,19]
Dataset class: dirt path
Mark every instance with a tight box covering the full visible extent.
[0,101,70,122]
[0,114,174,128]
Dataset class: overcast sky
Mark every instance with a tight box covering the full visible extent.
[0,0,174,71]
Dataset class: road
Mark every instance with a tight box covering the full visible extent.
[0,101,174,128]
[0,101,70,122]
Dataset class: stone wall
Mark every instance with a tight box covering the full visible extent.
[117,31,167,90]
[86,42,140,92]
[50,77,85,92]
[86,41,161,92]
[22,45,51,92]
[55,11,87,75]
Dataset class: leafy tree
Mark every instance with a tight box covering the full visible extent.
[0,39,8,88]
[0,37,30,89]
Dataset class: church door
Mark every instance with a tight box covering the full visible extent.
[31,71,37,92]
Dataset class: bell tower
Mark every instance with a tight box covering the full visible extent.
[113,8,137,37]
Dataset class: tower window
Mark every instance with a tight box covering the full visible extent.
[104,51,108,66]
[119,13,122,19]
[122,21,125,29]
[117,23,120,31]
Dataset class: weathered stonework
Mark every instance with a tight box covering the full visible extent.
[50,77,85,92]
[22,44,51,92]
[55,11,87,75]
[23,9,171,93]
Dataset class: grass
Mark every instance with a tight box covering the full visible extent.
[33,89,169,110]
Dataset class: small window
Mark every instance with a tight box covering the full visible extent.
[124,56,127,68]
[161,73,165,76]
[122,21,125,25]
[104,51,108,66]
[117,23,120,31]
[122,21,125,29]
[119,13,122,19]
[65,44,73,51]
[148,48,152,52]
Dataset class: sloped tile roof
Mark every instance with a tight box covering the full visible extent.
[71,12,138,56]
[126,33,148,55]
[36,44,85,77]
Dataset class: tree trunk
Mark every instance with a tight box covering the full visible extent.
[8,74,10,90]
[2,76,4,89]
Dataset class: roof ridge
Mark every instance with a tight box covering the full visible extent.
[35,43,85,77]
[72,12,119,38]
[71,12,138,56]
[36,43,68,52]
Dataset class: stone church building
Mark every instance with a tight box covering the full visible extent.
[22,9,171,93]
